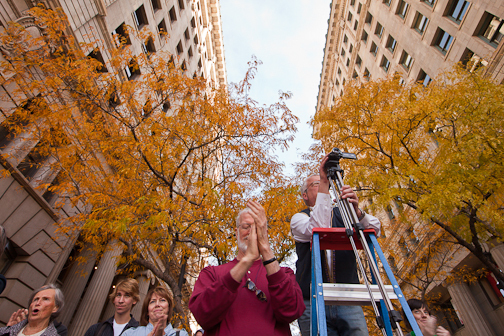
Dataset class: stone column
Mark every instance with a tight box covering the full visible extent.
[131,273,151,321]
[101,297,116,321]
[59,245,97,326]
[68,243,122,336]
[490,244,504,271]
[45,234,77,286]
[447,282,495,336]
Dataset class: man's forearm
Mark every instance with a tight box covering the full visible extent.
[229,258,254,282]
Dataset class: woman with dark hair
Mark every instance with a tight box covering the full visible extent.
[0,284,65,336]
[122,286,188,336]
[405,299,450,336]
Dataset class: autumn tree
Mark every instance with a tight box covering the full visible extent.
[312,67,504,285]
[0,7,301,325]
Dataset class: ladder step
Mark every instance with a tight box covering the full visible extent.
[322,283,398,306]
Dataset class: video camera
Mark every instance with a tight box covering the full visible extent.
[324,148,357,171]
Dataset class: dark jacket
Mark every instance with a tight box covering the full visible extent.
[295,207,359,299]
[84,315,139,336]
[0,320,59,336]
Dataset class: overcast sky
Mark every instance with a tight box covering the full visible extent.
[220,0,331,177]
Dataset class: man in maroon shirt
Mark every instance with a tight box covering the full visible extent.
[189,201,305,336]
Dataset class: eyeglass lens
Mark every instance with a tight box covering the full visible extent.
[246,279,267,301]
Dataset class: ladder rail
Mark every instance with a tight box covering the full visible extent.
[311,229,424,336]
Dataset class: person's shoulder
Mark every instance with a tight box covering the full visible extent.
[83,323,100,336]
[121,326,148,336]
[126,316,139,328]
[52,321,68,336]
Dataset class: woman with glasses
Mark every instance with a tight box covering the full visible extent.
[122,287,188,336]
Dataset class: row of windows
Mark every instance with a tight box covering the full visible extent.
[103,1,204,80]
[349,0,503,50]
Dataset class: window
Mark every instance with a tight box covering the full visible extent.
[352,70,358,78]
[351,0,355,6]
[383,0,391,7]
[0,239,17,275]
[356,55,362,68]
[343,34,348,44]
[151,0,162,11]
[365,12,373,25]
[446,0,470,23]
[142,37,156,55]
[357,3,362,14]
[349,44,354,53]
[193,34,199,45]
[87,49,107,73]
[176,40,183,55]
[162,101,171,113]
[400,50,413,70]
[338,67,342,75]
[134,5,149,30]
[460,48,487,71]
[178,0,185,10]
[370,41,378,56]
[0,98,38,149]
[341,47,346,57]
[346,58,350,67]
[158,19,167,38]
[386,35,397,53]
[434,29,454,54]
[396,0,409,19]
[399,237,411,257]
[388,255,398,273]
[336,79,340,87]
[478,12,504,47]
[413,12,429,34]
[112,22,131,46]
[375,22,384,37]
[354,20,359,31]
[348,11,353,22]
[381,56,390,72]
[418,69,432,86]
[191,17,196,28]
[421,0,435,7]
[361,30,368,43]
[363,68,370,80]
[169,6,177,23]
[18,142,48,181]
[184,28,190,40]
[125,57,141,80]
[188,46,193,58]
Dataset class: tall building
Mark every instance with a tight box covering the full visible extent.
[0,0,226,333]
[317,0,504,110]
[316,1,504,335]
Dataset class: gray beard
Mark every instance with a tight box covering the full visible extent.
[237,231,247,253]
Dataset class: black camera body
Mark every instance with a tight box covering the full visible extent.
[324,148,357,170]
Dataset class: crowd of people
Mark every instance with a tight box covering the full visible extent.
[0,154,451,336]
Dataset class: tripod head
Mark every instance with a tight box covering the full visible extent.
[324,148,357,180]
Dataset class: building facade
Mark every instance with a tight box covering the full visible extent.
[0,0,226,333]
[317,0,504,110]
[316,1,504,335]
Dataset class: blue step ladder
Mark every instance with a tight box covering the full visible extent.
[310,227,423,336]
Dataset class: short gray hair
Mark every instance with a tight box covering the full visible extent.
[300,174,319,196]
[28,284,64,321]
[236,208,252,227]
